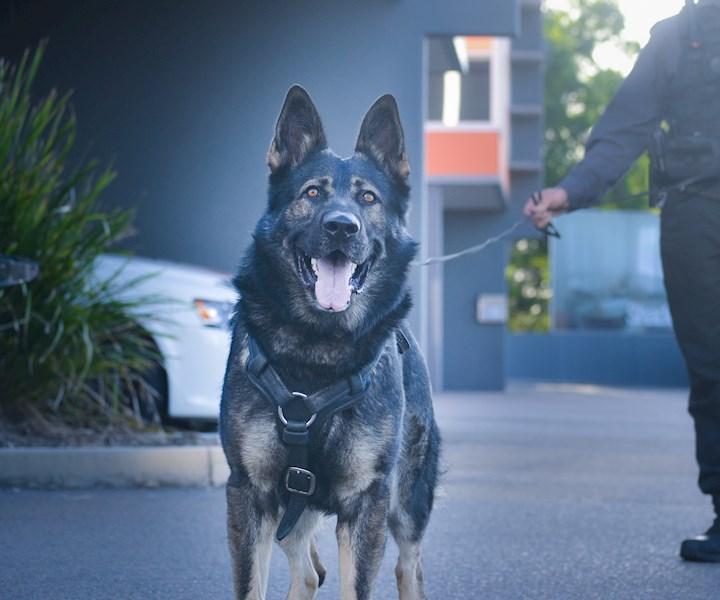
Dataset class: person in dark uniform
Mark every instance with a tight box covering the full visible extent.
[525,0,720,562]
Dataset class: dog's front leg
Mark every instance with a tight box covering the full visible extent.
[279,510,323,600]
[337,486,390,600]
[227,484,274,600]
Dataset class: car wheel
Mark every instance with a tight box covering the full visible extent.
[133,331,170,426]
[139,356,169,425]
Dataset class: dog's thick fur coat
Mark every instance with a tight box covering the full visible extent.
[220,86,440,600]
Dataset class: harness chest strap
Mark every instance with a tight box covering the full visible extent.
[244,331,409,541]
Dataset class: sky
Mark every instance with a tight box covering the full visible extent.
[545,0,686,74]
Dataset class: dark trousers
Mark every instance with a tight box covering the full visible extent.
[661,188,720,497]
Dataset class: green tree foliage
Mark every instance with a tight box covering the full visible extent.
[507,239,551,332]
[508,0,647,332]
[0,45,164,429]
[544,0,646,207]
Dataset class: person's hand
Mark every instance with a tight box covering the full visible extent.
[523,187,570,229]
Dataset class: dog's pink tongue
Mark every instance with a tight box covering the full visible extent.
[315,255,353,311]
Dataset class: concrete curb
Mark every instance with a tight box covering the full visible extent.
[0,445,231,489]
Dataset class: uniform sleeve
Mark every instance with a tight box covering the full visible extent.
[559,22,674,210]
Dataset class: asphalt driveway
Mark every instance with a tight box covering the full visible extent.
[1,386,717,599]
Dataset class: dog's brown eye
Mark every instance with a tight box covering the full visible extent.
[306,186,320,199]
[362,191,376,204]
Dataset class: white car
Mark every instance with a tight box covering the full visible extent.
[95,254,237,423]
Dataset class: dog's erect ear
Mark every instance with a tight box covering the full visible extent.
[267,85,327,172]
[355,95,410,180]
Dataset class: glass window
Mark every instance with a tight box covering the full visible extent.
[427,37,491,124]
[550,210,672,332]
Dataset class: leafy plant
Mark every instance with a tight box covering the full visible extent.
[508,1,651,333]
[506,239,551,332]
[0,44,165,431]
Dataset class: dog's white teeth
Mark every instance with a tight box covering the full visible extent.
[311,258,318,275]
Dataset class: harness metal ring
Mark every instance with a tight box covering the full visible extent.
[277,392,316,428]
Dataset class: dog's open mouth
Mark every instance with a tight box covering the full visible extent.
[296,249,372,312]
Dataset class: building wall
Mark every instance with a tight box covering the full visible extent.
[438,0,544,390]
[506,332,688,387]
[443,211,507,389]
[1,0,520,344]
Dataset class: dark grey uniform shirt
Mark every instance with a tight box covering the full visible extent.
[559,12,685,209]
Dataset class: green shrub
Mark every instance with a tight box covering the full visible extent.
[506,238,551,333]
[0,44,164,429]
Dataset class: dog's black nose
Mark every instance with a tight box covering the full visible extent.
[322,211,361,238]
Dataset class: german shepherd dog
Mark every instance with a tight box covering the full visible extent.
[220,86,440,600]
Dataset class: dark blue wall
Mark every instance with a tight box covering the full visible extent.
[2,0,518,275]
[2,0,519,343]
[506,332,688,387]
[443,211,507,390]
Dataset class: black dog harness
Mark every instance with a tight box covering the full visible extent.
[245,331,409,541]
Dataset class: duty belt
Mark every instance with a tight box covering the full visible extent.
[244,330,409,541]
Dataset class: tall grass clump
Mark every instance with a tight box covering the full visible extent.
[0,44,164,432]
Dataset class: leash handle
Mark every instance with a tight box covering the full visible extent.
[531,191,561,239]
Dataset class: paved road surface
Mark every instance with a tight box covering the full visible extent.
[2,386,718,599]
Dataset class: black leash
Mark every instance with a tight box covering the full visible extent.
[412,192,560,267]
[245,332,408,541]
[410,218,528,267]
[411,174,720,268]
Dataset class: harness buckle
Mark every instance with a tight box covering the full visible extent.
[285,467,316,496]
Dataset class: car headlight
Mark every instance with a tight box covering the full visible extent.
[193,299,234,329]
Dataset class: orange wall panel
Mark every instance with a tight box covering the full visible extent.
[425,131,500,177]
[465,36,493,52]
